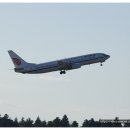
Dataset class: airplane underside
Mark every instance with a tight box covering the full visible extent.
[59,59,105,75]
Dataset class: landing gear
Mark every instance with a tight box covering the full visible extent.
[60,70,66,74]
[100,63,103,66]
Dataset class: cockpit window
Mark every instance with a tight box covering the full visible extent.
[99,54,104,58]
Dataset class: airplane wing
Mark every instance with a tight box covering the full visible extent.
[57,60,72,70]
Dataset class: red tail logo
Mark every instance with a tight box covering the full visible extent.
[12,58,21,66]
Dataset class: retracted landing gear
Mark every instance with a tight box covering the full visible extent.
[60,70,66,74]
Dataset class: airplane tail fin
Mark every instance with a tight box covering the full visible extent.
[8,50,29,69]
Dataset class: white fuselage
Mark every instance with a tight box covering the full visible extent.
[22,53,110,74]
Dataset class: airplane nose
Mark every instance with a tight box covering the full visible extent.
[107,55,110,59]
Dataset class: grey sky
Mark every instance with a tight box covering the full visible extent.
[0,3,130,124]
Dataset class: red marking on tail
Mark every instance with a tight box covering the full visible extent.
[12,58,21,66]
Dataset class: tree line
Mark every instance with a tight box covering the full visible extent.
[0,114,130,127]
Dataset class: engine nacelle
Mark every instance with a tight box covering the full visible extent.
[71,63,81,70]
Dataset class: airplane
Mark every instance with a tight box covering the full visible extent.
[8,50,110,74]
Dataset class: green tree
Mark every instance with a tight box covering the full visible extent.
[0,114,2,127]
[53,117,61,127]
[19,117,25,127]
[71,121,78,127]
[47,121,53,127]
[89,118,96,127]
[41,120,47,127]
[13,118,19,127]
[124,123,130,127]
[3,114,9,120]
[82,119,89,127]
[113,117,122,127]
[1,114,14,127]
[34,116,42,127]
[24,118,33,127]
[61,115,70,127]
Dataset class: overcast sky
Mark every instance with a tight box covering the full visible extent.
[0,3,130,124]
